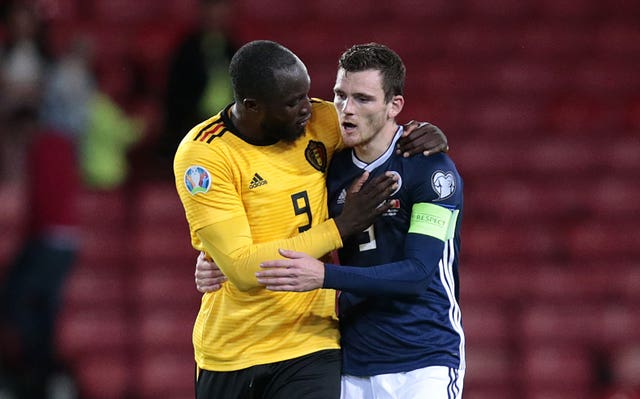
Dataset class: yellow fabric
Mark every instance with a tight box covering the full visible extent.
[174,99,345,371]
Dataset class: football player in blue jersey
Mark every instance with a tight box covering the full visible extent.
[255,43,465,399]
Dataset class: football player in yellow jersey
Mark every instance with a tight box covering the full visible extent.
[174,40,447,399]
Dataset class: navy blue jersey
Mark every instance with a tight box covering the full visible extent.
[324,127,465,376]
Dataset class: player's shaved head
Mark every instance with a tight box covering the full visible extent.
[229,40,304,103]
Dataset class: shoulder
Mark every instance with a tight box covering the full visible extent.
[404,153,463,204]
[306,98,342,152]
[177,114,231,150]
[411,153,460,177]
[309,98,338,126]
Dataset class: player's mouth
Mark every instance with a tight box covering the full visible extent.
[296,115,311,127]
[342,121,357,133]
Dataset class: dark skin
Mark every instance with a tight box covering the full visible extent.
[196,56,449,292]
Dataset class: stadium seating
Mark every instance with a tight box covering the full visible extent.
[0,0,636,397]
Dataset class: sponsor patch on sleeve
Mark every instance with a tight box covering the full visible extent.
[408,203,459,241]
[184,165,211,195]
[431,170,456,200]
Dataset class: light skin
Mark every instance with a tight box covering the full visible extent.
[255,68,405,290]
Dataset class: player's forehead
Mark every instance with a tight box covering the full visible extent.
[270,63,310,99]
[334,68,384,96]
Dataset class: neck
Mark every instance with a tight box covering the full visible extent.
[353,123,399,163]
[230,103,262,140]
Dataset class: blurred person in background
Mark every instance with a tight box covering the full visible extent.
[0,0,51,183]
[158,0,237,172]
[0,35,94,399]
[597,344,640,399]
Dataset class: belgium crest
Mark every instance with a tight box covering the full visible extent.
[305,140,327,172]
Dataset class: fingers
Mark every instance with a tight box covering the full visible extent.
[195,253,227,293]
[401,120,421,135]
[196,275,227,293]
[278,248,310,260]
[348,171,370,194]
[361,173,399,205]
[397,121,448,157]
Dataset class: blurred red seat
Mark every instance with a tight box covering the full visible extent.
[138,309,195,351]
[134,183,187,226]
[56,308,129,361]
[135,350,195,399]
[460,262,528,303]
[574,60,640,96]
[445,23,523,60]
[524,138,600,175]
[464,385,517,399]
[525,265,623,303]
[534,0,601,20]
[519,302,640,345]
[595,23,640,59]
[133,268,200,310]
[462,302,512,344]
[90,0,163,22]
[490,60,569,96]
[587,177,640,220]
[464,345,515,392]
[462,224,562,263]
[0,182,25,272]
[467,98,544,134]
[238,0,310,22]
[465,178,586,223]
[567,222,640,261]
[454,139,528,178]
[162,0,199,23]
[546,95,625,136]
[524,387,591,399]
[462,0,534,20]
[516,23,594,60]
[381,0,459,21]
[37,0,79,21]
[62,266,127,311]
[520,344,592,388]
[607,136,640,176]
[132,227,195,264]
[73,352,131,399]
[306,0,377,21]
[75,226,128,269]
[78,188,128,227]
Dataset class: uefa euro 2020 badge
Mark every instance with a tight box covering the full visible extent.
[184,165,211,195]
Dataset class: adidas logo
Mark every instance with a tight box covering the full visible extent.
[249,173,267,189]
[337,189,347,204]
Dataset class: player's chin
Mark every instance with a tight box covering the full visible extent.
[280,126,306,143]
[341,135,360,148]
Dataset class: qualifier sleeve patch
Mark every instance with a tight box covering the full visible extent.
[408,203,459,242]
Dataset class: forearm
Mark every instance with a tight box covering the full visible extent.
[323,234,443,296]
[197,217,343,291]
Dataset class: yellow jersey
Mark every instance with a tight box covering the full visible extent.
[174,99,345,371]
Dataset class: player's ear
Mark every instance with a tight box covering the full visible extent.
[388,95,404,119]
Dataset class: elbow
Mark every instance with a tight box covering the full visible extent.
[225,273,264,292]
[226,275,259,292]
